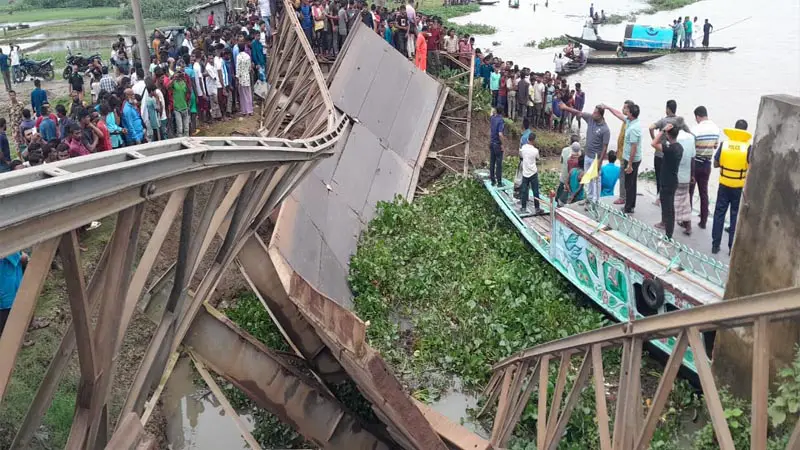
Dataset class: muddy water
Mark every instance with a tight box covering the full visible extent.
[161,357,256,450]
[454,0,800,177]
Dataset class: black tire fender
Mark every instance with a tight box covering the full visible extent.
[642,278,665,310]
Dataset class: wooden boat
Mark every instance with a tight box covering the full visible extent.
[476,0,499,5]
[586,53,665,64]
[508,2,519,8]
[477,171,728,374]
[566,34,736,53]
[558,58,587,76]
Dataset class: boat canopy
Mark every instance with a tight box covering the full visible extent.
[623,24,674,49]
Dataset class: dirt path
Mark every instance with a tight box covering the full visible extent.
[0,76,71,118]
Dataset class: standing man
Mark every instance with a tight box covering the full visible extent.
[406,0,417,59]
[673,128,696,236]
[122,88,144,145]
[683,16,693,48]
[414,28,428,72]
[0,48,10,92]
[702,19,713,47]
[651,124,683,239]
[7,90,23,155]
[337,2,349,52]
[602,102,641,214]
[691,105,720,229]
[676,17,685,50]
[711,120,751,254]
[649,100,692,206]
[170,67,191,137]
[613,100,634,206]
[519,133,544,215]
[488,108,506,187]
[561,103,611,205]
[532,76,544,128]
[574,82,585,132]
[516,73,529,121]
[10,46,19,84]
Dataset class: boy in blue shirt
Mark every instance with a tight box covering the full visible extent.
[600,150,621,197]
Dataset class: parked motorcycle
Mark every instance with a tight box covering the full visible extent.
[62,47,102,80]
[15,57,55,82]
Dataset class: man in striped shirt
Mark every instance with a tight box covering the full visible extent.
[690,105,720,229]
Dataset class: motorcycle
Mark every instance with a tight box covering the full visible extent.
[62,47,102,80]
[15,57,55,82]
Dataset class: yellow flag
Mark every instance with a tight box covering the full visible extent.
[580,159,599,184]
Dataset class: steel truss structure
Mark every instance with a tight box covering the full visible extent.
[482,286,800,450]
[426,51,475,177]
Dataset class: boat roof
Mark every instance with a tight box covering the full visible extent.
[558,207,724,306]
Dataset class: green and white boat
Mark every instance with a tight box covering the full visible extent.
[478,171,728,374]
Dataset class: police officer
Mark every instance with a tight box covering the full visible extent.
[711,119,752,255]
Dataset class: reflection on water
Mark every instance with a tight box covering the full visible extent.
[162,357,255,450]
[454,0,800,179]
[429,379,488,438]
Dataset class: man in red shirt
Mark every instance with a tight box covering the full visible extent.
[66,124,91,158]
[426,19,441,73]
[498,69,508,116]
[91,112,112,151]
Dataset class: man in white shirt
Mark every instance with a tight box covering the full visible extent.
[553,53,564,74]
[213,48,229,117]
[204,58,221,120]
[532,77,545,128]
[519,133,544,215]
[259,0,272,42]
[690,105,720,229]
[9,46,19,83]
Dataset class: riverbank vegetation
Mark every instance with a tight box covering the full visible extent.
[643,0,699,13]
[418,0,497,35]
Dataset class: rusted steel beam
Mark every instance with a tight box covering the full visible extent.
[185,304,393,449]
[269,248,449,450]
[237,234,347,381]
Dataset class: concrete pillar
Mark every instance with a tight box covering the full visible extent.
[712,94,800,397]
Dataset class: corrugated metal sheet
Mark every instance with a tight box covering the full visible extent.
[270,23,443,307]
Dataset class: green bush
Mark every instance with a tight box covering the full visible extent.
[538,35,569,49]
[118,0,195,20]
[350,176,608,392]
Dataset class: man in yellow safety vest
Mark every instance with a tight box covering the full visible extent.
[711,119,752,255]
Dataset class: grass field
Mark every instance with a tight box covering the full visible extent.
[0,7,118,23]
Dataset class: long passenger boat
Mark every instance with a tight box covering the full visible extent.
[478,171,729,373]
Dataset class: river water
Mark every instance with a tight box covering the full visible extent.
[453,0,800,173]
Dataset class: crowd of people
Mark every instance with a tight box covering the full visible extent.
[492,95,752,257]
[0,2,277,178]
[0,0,284,334]
[671,16,715,48]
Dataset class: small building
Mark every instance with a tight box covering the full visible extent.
[186,0,229,28]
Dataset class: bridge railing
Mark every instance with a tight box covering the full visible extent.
[480,285,800,450]
[585,200,729,288]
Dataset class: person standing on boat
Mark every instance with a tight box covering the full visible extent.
[589,3,594,18]
[676,17,685,49]
[671,20,680,49]
[613,100,634,207]
[560,103,610,204]
[602,102,640,214]
[532,77,544,128]
[649,100,692,206]
[683,16,693,48]
[488,108,506,187]
[673,129,696,236]
[691,105,720,230]
[702,19,713,47]
[651,124,683,239]
[519,133,544,215]
[711,120,752,255]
